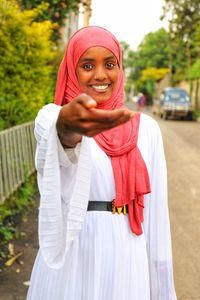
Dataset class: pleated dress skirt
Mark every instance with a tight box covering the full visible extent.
[27,211,150,300]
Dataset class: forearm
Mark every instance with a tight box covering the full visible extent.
[56,109,82,148]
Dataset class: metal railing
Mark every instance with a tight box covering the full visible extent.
[0,121,36,204]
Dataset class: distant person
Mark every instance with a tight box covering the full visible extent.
[27,26,177,300]
[137,92,147,111]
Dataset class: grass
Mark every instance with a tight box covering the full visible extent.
[0,174,38,259]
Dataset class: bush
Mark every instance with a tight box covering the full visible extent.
[0,174,38,248]
[0,1,57,130]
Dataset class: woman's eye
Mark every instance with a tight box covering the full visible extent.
[82,64,93,70]
[106,62,115,69]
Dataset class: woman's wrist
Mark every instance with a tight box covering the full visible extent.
[57,131,82,148]
[56,109,82,148]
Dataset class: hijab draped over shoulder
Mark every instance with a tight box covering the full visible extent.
[55,26,150,235]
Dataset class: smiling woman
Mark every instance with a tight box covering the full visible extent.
[76,47,120,103]
[27,26,177,300]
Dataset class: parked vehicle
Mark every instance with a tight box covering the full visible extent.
[152,87,193,120]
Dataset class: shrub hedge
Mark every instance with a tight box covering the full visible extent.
[0,1,57,129]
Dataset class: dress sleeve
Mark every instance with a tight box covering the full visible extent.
[34,104,92,269]
[143,120,177,300]
[34,103,77,174]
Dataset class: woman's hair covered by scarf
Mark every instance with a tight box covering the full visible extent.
[54,26,124,110]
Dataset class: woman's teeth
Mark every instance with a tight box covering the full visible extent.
[92,85,109,90]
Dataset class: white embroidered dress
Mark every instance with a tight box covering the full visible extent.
[27,104,177,300]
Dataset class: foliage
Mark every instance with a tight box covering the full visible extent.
[192,21,200,55]
[136,68,170,102]
[124,28,171,97]
[194,110,200,120]
[0,0,57,130]
[17,0,86,41]
[128,28,170,81]
[187,59,200,80]
[161,0,200,42]
[18,0,83,24]
[137,28,170,69]
[140,67,170,82]
[0,175,37,247]
[120,41,133,70]
[120,41,136,98]
[162,0,200,79]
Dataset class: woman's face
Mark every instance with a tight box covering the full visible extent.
[76,46,120,103]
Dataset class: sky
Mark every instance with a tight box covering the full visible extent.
[88,0,168,50]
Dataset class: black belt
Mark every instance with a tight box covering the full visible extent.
[87,201,112,212]
[87,201,128,214]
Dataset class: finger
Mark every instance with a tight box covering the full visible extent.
[99,110,135,129]
[83,108,134,124]
[76,93,97,109]
[78,112,134,136]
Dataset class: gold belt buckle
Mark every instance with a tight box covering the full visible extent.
[112,200,127,215]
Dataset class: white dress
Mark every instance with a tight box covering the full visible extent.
[27,104,177,300]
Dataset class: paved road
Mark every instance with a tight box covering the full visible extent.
[0,104,200,300]
[153,111,200,300]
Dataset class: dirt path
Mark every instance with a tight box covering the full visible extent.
[0,203,38,300]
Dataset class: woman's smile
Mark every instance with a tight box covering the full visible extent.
[76,47,119,103]
[89,83,111,92]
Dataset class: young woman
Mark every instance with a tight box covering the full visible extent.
[27,26,177,300]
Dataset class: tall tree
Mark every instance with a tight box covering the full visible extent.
[161,0,200,76]
[129,28,170,83]
[120,29,171,100]
[137,28,170,69]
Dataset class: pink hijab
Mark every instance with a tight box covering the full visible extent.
[55,26,150,235]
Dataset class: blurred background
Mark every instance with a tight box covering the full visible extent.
[0,0,200,299]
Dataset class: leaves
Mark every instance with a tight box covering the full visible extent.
[123,28,171,98]
[162,0,200,79]
[18,0,83,37]
[140,68,170,82]
[0,1,56,130]
[5,252,23,267]
[187,59,200,80]
[0,175,37,246]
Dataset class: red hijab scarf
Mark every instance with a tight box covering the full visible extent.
[54,26,150,235]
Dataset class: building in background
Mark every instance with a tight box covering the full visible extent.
[62,11,79,46]
[61,0,92,47]
[82,0,92,27]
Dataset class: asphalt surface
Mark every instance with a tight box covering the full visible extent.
[0,103,200,300]
[153,110,200,300]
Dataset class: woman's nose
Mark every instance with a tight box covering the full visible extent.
[94,66,107,80]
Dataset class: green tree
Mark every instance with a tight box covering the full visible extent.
[162,0,200,79]
[0,0,56,129]
[137,28,170,69]
[120,41,132,70]
[126,28,171,98]
[128,28,170,82]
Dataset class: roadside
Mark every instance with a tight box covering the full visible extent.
[0,201,38,300]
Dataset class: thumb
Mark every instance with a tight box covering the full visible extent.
[77,93,97,109]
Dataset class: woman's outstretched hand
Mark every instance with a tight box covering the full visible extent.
[56,93,135,148]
